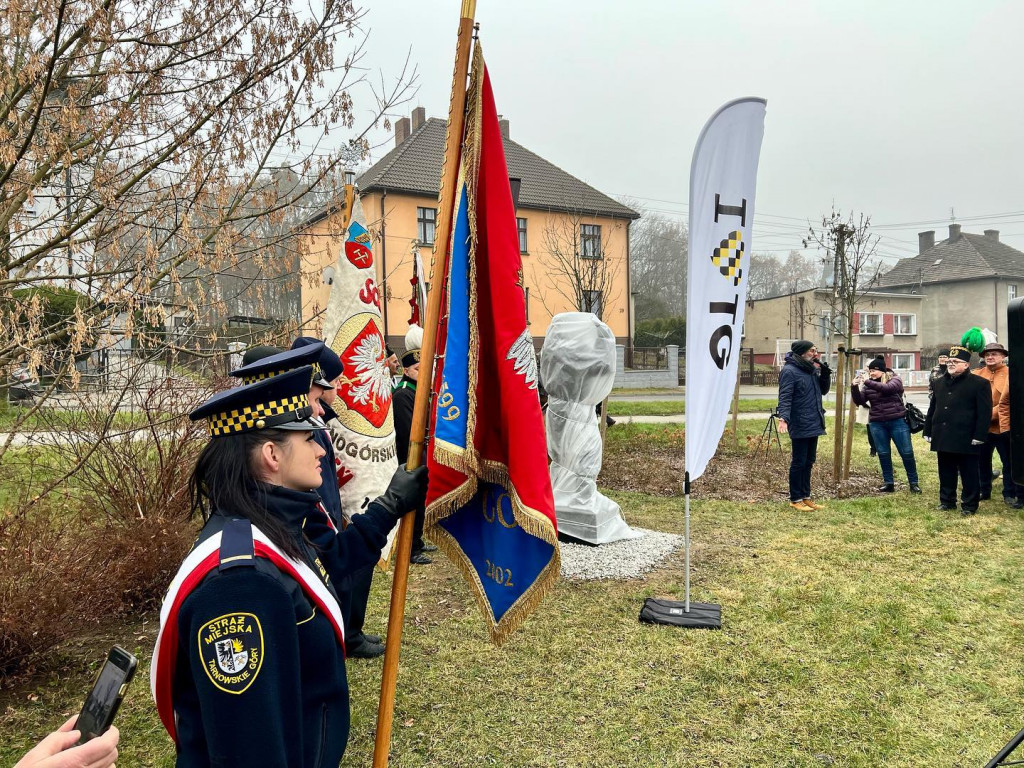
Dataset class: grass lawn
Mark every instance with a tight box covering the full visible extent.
[607,398,778,416]
[4,421,1024,766]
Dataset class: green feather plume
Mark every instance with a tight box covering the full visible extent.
[961,327,986,353]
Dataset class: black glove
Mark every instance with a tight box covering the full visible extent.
[375,464,428,519]
[818,360,831,372]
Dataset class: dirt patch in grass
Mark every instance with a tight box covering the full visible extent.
[600,427,882,502]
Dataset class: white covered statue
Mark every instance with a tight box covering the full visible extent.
[541,313,640,545]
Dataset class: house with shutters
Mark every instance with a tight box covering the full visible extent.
[874,224,1024,354]
[296,107,640,351]
[743,288,925,374]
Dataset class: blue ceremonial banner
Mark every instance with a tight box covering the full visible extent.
[424,44,559,645]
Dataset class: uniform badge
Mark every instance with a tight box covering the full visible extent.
[197,613,264,694]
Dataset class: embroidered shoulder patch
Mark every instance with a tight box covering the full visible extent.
[197,612,264,694]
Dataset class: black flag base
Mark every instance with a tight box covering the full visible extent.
[639,598,722,629]
[985,725,1024,767]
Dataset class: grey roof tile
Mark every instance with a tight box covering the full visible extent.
[877,232,1024,288]
[356,118,639,220]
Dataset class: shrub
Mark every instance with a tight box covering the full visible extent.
[0,381,209,681]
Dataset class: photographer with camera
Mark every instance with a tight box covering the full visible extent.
[852,357,921,493]
[777,340,832,511]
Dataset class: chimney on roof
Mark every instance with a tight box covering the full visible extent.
[948,223,961,241]
[411,106,426,131]
[498,114,509,139]
[395,117,411,146]
[918,230,935,254]
[985,229,1000,242]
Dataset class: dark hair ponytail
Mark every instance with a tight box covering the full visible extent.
[188,429,305,560]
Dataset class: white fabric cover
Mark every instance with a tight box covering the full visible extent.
[542,313,640,545]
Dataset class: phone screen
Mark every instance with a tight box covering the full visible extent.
[76,647,137,743]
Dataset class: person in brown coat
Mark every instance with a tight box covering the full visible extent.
[972,341,1023,507]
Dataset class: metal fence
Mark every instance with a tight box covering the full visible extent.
[625,346,668,370]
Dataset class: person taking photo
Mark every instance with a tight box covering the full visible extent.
[851,357,921,493]
[777,340,832,511]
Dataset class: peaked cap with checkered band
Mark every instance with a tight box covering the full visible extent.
[230,343,331,388]
[190,366,327,437]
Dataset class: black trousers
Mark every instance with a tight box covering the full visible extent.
[344,565,375,641]
[979,431,1022,500]
[937,451,980,511]
[789,436,818,502]
[411,504,426,555]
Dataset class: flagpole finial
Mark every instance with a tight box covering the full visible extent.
[461,0,476,17]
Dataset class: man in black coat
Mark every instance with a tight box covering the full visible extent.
[924,345,991,515]
[392,346,434,564]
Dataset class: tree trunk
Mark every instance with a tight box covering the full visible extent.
[832,348,846,482]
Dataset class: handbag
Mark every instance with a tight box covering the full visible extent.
[904,401,926,433]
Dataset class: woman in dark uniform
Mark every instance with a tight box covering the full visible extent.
[151,365,426,766]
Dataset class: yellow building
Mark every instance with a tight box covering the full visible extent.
[298,107,639,351]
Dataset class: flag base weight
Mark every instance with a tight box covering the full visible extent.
[639,598,722,629]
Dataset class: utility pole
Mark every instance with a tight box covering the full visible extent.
[831,224,851,483]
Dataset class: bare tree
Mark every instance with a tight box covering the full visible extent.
[625,201,686,320]
[804,208,883,481]
[0,0,417,456]
[537,206,624,323]
[746,250,819,300]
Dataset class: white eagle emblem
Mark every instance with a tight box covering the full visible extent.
[506,329,538,390]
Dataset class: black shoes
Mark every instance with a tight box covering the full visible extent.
[1006,498,1024,510]
[410,552,433,565]
[979,493,992,501]
[878,484,895,493]
[362,633,382,645]
[961,508,978,517]
[937,504,957,511]
[421,543,438,553]
[348,636,386,659]
[910,484,922,494]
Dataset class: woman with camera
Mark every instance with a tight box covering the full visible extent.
[151,365,427,767]
[851,357,921,493]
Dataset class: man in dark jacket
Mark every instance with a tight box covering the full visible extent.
[392,346,434,564]
[924,345,991,515]
[777,340,832,511]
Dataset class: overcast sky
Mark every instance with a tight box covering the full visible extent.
[333,0,1024,266]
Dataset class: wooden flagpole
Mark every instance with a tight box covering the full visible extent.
[371,2,476,765]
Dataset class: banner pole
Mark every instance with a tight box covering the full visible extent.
[371,2,476,766]
[684,472,691,611]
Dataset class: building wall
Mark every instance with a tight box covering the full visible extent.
[745,289,923,368]
[299,190,632,349]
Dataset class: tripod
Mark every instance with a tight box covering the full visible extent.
[987,727,1024,767]
[759,409,783,457]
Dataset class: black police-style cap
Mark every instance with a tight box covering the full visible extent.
[231,342,332,388]
[291,336,343,383]
[190,366,327,437]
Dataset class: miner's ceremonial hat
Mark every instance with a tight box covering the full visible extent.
[190,366,327,437]
[231,342,331,388]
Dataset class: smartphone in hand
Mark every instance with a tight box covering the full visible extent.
[76,645,137,744]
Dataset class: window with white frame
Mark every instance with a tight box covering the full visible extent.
[1010,284,1018,301]
[893,314,916,335]
[417,207,437,245]
[580,224,602,259]
[858,312,882,335]
[892,353,914,371]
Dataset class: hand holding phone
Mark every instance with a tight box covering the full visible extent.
[75,646,137,744]
[14,717,118,768]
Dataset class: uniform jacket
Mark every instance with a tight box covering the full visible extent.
[924,371,991,453]
[777,352,832,439]
[392,377,416,465]
[851,374,906,422]
[160,486,395,768]
[972,364,1010,433]
[314,403,343,526]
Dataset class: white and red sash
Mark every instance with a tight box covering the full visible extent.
[150,524,345,745]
